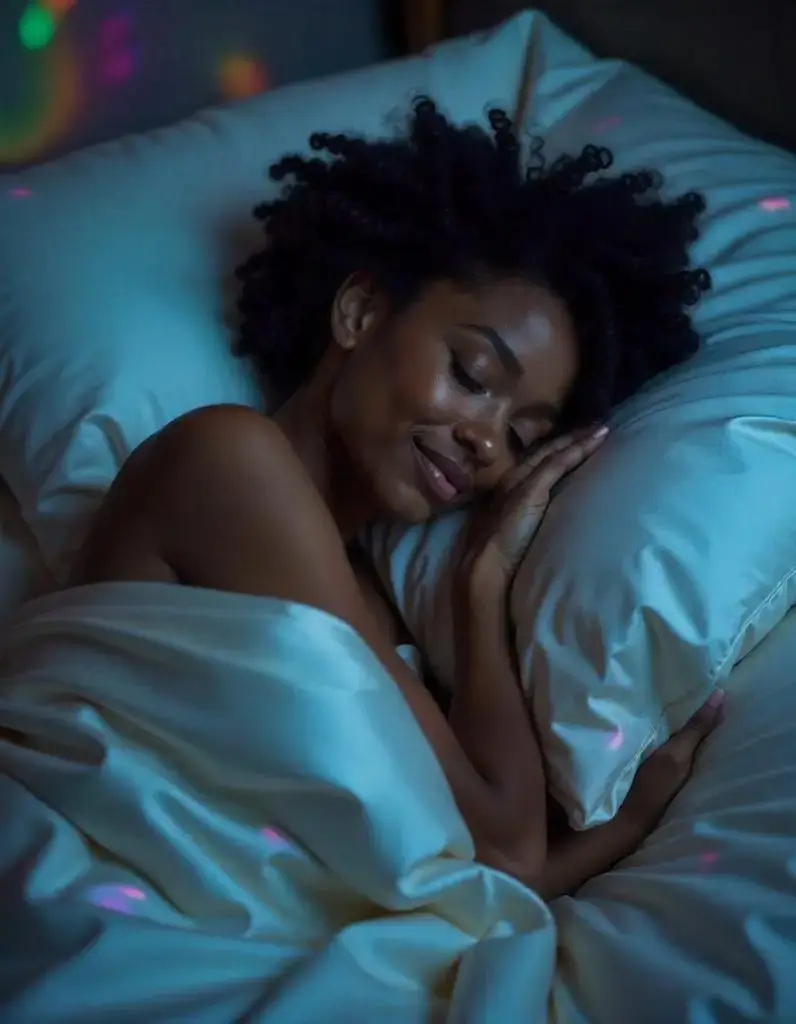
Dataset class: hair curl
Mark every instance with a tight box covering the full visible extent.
[236,98,711,425]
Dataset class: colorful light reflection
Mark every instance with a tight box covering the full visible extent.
[87,883,147,914]
[98,12,139,86]
[19,4,57,50]
[260,825,291,850]
[0,35,81,165]
[758,196,791,213]
[44,0,77,12]
[218,54,269,100]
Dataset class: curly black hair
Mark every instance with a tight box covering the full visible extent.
[236,97,710,426]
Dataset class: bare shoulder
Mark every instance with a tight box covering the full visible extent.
[142,403,298,486]
[71,405,481,838]
[70,404,337,590]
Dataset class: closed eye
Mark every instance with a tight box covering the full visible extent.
[450,353,486,395]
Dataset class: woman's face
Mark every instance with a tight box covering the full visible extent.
[327,276,579,522]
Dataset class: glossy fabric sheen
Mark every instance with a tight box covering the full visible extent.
[551,604,796,1023]
[365,15,796,829]
[0,582,555,1023]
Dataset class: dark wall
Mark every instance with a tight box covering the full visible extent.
[449,0,796,154]
[1,0,392,170]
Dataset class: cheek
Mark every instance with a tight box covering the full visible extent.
[399,364,450,420]
[388,337,455,425]
[331,349,410,447]
[337,324,457,445]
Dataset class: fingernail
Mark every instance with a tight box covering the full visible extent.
[707,689,726,708]
[593,425,609,439]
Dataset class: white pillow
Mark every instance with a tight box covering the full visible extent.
[0,13,547,579]
[364,20,796,827]
[553,606,796,1022]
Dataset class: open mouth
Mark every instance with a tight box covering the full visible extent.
[412,440,463,504]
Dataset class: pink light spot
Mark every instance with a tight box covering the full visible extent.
[260,826,291,849]
[103,51,135,83]
[9,187,31,198]
[87,883,147,914]
[758,196,790,212]
[120,885,146,900]
[700,851,719,867]
[607,725,624,751]
[593,116,622,133]
[99,13,132,48]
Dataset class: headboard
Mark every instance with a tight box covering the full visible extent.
[402,0,796,154]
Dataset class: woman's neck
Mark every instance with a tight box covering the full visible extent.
[275,384,375,542]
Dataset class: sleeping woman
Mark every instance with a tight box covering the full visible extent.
[68,99,724,899]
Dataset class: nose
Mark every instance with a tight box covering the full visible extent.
[452,417,502,469]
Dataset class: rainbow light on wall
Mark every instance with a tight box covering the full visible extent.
[218,53,269,100]
[2,1,80,165]
[3,4,273,167]
[0,35,81,165]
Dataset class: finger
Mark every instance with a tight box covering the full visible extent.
[683,690,727,736]
[501,425,608,494]
[667,690,727,759]
[518,429,607,496]
[499,435,576,491]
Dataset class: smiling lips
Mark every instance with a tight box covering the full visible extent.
[413,440,472,504]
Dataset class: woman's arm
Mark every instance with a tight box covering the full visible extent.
[347,543,412,648]
[535,819,645,900]
[348,544,452,715]
[447,562,549,872]
[72,405,724,895]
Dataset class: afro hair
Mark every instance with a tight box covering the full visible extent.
[236,97,711,426]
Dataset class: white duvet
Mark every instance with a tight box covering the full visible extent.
[0,582,555,1023]
[0,581,794,1022]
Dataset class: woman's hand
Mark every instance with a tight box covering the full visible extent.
[619,689,727,835]
[460,424,609,590]
[532,691,727,900]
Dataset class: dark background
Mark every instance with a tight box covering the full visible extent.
[442,0,796,154]
[3,0,795,171]
[0,0,401,170]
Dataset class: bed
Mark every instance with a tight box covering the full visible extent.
[0,481,51,620]
[0,5,795,1021]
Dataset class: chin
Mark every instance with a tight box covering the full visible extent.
[371,476,431,524]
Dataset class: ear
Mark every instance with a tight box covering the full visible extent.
[330,273,384,351]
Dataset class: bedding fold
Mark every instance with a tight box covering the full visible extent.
[0,581,555,1023]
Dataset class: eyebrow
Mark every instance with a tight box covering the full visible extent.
[461,323,524,378]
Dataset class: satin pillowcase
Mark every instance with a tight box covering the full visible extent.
[364,40,796,827]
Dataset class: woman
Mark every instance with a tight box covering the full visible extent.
[69,99,723,898]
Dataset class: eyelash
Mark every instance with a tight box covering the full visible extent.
[450,353,485,395]
[450,353,526,455]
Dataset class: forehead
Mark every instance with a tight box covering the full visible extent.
[420,278,579,399]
